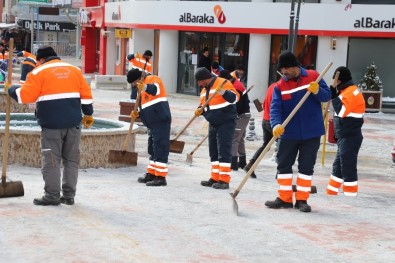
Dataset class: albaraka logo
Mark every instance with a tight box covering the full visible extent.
[179,5,226,24]
[354,17,395,28]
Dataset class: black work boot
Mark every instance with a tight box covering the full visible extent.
[138,173,155,183]
[33,196,61,206]
[294,200,312,212]
[244,160,257,178]
[265,197,293,209]
[146,176,167,186]
[212,180,229,189]
[201,178,217,187]
[60,196,75,205]
[231,156,239,171]
[238,155,247,169]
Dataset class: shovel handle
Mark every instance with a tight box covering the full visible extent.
[122,62,148,151]
[232,61,333,198]
[2,38,14,182]
[189,134,209,155]
[172,79,228,141]
[323,71,339,120]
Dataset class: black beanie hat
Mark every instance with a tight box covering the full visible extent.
[236,64,245,71]
[36,46,57,61]
[143,50,153,57]
[127,68,142,83]
[219,69,233,80]
[212,61,219,69]
[278,51,299,69]
[333,66,352,82]
[195,67,212,81]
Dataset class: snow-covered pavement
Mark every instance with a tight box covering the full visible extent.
[1,86,395,263]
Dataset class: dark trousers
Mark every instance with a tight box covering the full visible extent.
[277,137,321,175]
[147,121,171,163]
[332,135,363,182]
[251,119,273,162]
[208,120,236,163]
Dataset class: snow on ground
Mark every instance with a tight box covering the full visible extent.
[1,88,395,263]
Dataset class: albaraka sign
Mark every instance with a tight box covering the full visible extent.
[355,17,395,29]
[18,20,76,31]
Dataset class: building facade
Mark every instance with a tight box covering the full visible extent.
[81,0,394,101]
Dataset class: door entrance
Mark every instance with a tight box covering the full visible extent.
[177,32,249,95]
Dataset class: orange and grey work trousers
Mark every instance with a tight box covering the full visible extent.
[276,137,320,203]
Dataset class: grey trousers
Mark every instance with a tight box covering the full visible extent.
[41,127,81,199]
[231,113,251,156]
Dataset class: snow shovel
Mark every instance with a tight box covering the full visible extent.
[169,79,227,154]
[108,90,140,165]
[185,134,208,165]
[1,38,24,198]
[230,61,333,215]
[185,85,255,164]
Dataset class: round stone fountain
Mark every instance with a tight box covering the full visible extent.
[0,113,140,168]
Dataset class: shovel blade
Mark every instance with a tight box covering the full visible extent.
[185,153,193,165]
[169,140,185,154]
[0,181,24,198]
[108,150,138,166]
[230,193,239,216]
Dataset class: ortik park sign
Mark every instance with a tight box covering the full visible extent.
[18,20,76,31]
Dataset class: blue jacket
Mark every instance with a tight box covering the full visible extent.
[270,67,330,140]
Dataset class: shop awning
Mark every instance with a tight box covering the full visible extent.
[0,23,17,29]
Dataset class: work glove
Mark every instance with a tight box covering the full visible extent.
[194,107,203,117]
[330,85,339,99]
[82,115,94,129]
[308,81,319,94]
[130,110,139,119]
[136,81,146,92]
[273,124,284,137]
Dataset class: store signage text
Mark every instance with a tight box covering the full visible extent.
[354,17,395,29]
[179,13,214,24]
[20,20,76,31]
[179,5,226,25]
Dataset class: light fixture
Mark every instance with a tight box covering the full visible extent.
[331,37,336,50]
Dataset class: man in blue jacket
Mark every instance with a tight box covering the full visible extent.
[265,52,330,212]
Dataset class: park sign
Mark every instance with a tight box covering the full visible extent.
[19,0,49,3]
[19,0,72,4]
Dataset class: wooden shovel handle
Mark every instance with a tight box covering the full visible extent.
[172,79,228,141]
[189,134,209,155]
[121,62,148,151]
[2,38,14,182]
[323,71,339,120]
[232,61,333,198]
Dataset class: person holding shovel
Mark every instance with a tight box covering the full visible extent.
[218,69,251,171]
[265,51,330,212]
[326,66,365,197]
[8,46,94,206]
[243,82,276,178]
[16,50,37,83]
[194,67,239,190]
[127,50,153,101]
[126,68,171,187]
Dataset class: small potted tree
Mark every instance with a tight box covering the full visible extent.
[359,62,383,112]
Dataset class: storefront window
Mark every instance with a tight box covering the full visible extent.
[177,31,249,95]
[348,38,395,97]
[269,35,318,84]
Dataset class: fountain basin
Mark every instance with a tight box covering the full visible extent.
[0,113,140,168]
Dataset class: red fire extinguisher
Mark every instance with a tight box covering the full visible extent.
[328,118,336,144]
